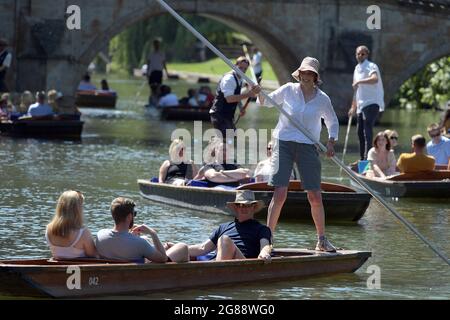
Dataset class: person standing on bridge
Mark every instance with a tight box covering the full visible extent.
[209,56,260,140]
[0,39,12,94]
[257,57,339,252]
[348,45,385,161]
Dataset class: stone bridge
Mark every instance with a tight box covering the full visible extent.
[1,0,449,117]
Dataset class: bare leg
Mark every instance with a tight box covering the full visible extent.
[307,190,325,237]
[216,236,245,261]
[267,187,288,234]
[166,243,189,263]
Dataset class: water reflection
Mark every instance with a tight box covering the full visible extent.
[0,78,448,299]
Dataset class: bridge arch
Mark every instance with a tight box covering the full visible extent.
[78,5,299,89]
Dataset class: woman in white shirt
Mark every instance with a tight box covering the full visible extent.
[258,57,339,252]
[46,191,98,260]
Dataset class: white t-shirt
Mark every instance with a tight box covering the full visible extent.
[354,59,385,113]
[148,51,166,73]
[220,73,242,98]
[252,51,262,75]
[158,93,179,107]
[261,83,339,145]
[0,50,12,68]
[367,148,397,175]
[426,136,450,166]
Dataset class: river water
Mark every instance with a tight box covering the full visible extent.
[0,77,448,299]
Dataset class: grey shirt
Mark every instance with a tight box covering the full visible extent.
[96,229,156,262]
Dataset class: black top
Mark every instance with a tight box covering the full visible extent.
[203,163,241,188]
[209,219,272,259]
[210,72,242,119]
[0,50,9,78]
[165,162,192,183]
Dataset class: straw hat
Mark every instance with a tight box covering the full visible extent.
[226,190,265,213]
[291,57,321,83]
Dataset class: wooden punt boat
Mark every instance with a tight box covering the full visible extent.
[0,249,371,298]
[0,119,84,139]
[349,169,450,198]
[75,90,117,109]
[137,180,372,223]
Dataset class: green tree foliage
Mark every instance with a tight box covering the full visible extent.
[109,15,235,74]
[394,56,450,109]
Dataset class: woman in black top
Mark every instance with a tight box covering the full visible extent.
[159,139,198,186]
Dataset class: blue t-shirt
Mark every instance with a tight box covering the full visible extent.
[27,103,54,117]
[96,229,156,262]
[209,219,272,259]
[426,137,450,166]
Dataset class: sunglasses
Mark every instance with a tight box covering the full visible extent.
[236,203,255,209]
[429,132,441,138]
[267,147,272,151]
[390,137,398,140]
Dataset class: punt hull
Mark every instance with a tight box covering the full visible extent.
[138,180,372,223]
[0,249,371,298]
[0,120,84,139]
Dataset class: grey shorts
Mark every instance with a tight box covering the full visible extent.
[269,140,322,190]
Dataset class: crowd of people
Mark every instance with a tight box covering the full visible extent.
[361,121,450,178]
[46,190,272,263]
[0,90,81,121]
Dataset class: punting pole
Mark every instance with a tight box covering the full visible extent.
[154,0,450,266]
[339,115,353,177]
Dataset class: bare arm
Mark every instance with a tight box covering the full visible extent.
[225,86,260,104]
[82,229,99,258]
[159,160,171,183]
[258,238,272,262]
[204,168,250,183]
[372,164,387,178]
[355,72,379,86]
[188,239,216,258]
[132,225,168,263]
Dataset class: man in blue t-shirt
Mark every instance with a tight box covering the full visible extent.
[188,190,272,262]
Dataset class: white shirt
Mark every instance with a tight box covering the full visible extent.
[0,50,12,68]
[158,93,179,107]
[252,51,263,74]
[261,83,339,145]
[354,59,385,113]
[220,73,242,98]
[426,136,450,165]
[148,51,165,72]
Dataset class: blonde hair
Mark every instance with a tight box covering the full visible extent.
[47,90,58,104]
[169,139,186,163]
[20,91,34,113]
[47,191,84,237]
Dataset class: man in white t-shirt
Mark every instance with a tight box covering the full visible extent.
[210,56,260,139]
[348,45,385,160]
[0,39,12,93]
[27,91,54,118]
[147,39,169,106]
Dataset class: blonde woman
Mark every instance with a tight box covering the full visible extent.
[47,89,60,113]
[159,139,198,186]
[18,90,34,114]
[46,191,98,259]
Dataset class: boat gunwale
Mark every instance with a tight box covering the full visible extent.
[137,179,370,196]
[0,250,371,270]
